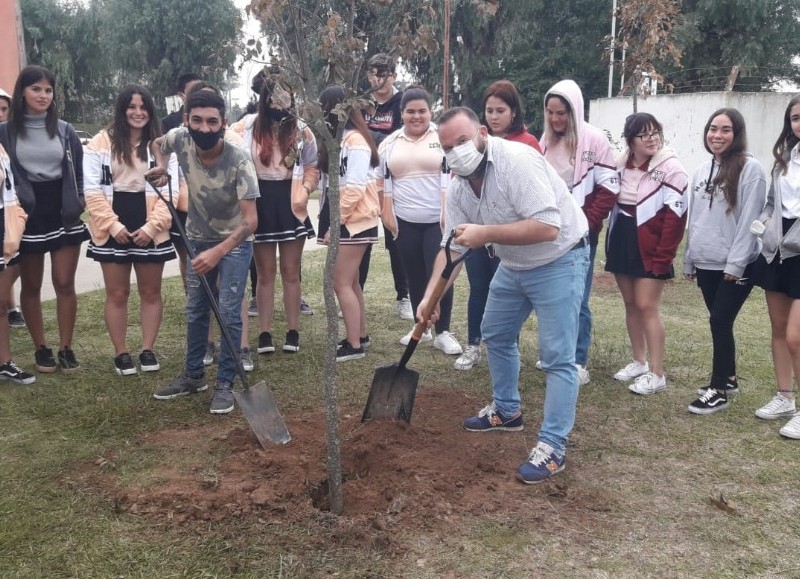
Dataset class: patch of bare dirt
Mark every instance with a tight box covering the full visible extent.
[69,389,620,551]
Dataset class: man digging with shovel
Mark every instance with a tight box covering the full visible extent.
[417,107,589,484]
[146,89,259,415]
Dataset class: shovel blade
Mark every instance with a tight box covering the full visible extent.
[233,381,291,447]
[362,364,419,423]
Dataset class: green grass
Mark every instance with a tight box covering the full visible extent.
[1,238,800,577]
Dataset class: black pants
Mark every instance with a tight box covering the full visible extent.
[695,268,754,387]
[395,218,453,333]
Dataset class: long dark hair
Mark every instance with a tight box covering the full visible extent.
[772,94,800,175]
[10,65,58,137]
[316,85,379,172]
[703,108,747,210]
[108,85,161,166]
[482,80,525,136]
[253,78,297,167]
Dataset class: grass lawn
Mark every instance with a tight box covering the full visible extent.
[1,238,799,578]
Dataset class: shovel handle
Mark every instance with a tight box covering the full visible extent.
[399,231,471,368]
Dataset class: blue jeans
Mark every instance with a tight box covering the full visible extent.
[185,240,253,385]
[576,243,598,366]
[481,245,589,453]
[464,247,500,344]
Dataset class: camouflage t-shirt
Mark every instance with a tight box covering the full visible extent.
[162,127,259,242]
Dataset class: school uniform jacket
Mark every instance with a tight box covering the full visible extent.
[762,149,800,263]
[0,144,28,264]
[83,130,177,246]
[609,146,689,276]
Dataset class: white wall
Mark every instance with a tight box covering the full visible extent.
[589,92,798,178]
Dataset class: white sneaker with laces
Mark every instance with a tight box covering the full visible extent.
[434,331,463,355]
[576,364,591,386]
[400,327,432,346]
[755,393,797,420]
[614,360,649,381]
[454,344,481,370]
[779,415,800,439]
[629,371,666,395]
[396,297,414,321]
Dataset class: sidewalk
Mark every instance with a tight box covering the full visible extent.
[38,199,324,301]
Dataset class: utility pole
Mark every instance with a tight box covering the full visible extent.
[607,0,617,98]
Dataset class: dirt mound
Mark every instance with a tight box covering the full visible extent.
[71,389,617,551]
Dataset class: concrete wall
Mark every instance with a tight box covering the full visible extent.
[589,92,799,178]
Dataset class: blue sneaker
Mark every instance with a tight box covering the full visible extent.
[516,442,565,484]
[463,403,523,432]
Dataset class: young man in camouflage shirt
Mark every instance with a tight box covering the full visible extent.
[147,89,259,414]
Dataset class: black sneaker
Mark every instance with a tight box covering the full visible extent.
[58,346,80,374]
[139,350,160,372]
[114,353,137,376]
[337,337,370,349]
[336,342,365,362]
[696,379,739,396]
[0,360,36,385]
[283,330,300,353]
[34,346,57,373]
[688,388,729,415]
[247,297,258,317]
[300,298,314,315]
[258,331,275,354]
[7,309,25,328]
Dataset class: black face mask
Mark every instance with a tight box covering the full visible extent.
[188,127,224,151]
[266,108,290,122]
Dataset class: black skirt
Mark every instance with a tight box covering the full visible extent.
[254,179,315,243]
[754,217,800,299]
[605,211,674,280]
[316,197,378,246]
[86,191,176,264]
[20,179,89,254]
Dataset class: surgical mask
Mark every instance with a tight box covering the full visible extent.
[445,131,485,177]
[266,107,290,122]
[188,126,224,151]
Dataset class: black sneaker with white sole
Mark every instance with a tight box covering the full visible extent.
[696,379,739,396]
[283,330,300,353]
[0,360,36,385]
[258,331,275,354]
[139,349,160,372]
[114,353,137,376]
[58,346,80,374]
[688,388,729,415]
[336,342,365,362]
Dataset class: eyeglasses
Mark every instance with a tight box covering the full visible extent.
[635,131,662,142]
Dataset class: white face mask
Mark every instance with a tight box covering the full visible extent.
[445,130,485,177]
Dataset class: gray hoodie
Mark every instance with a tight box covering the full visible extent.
[683,155,766,278]
[761,146,800,263]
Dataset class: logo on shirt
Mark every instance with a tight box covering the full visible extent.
[651,170,666,183]
[580,150,596,163]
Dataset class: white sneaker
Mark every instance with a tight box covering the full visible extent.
[629,371,666,395]
[755,393,797,420]
[434,331,463,355]
[779,415,800,439]
[576,364,591,386]
[454,344,481,370]
[396,297,414,321]
[614,360,649,381]
[400,327,432,346]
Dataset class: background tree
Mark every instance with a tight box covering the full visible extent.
[21,0,115,123]
[247,0,440,515]
[665,0,800,92]
[102,0,242,104]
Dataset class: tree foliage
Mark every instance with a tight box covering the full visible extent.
[103,0,242,103]
[665,0,800,92]
[20,0,242,122]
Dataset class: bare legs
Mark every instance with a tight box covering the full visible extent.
[614,274,667,375]
[334,244,368,348]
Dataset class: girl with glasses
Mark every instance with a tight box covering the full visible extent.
[605,112,688,395]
